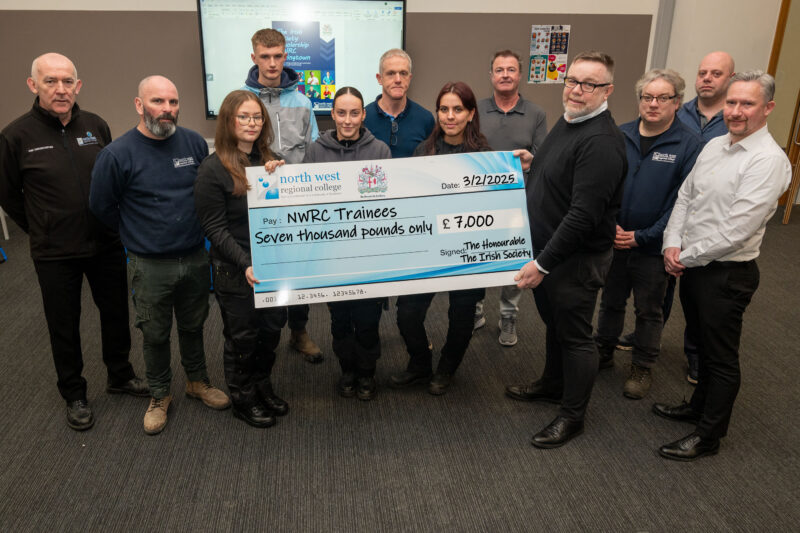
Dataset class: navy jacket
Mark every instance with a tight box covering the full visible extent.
[676,97,727,142]
[618,118,704,255]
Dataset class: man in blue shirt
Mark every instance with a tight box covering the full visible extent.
[677,51,734,142]
[364,49,434,159]
[90,76,230,435]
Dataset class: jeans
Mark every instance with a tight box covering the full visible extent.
[533,250,612,421]
[596,250,669,368]
[127,247,210,399]
[396,288,485,375]
[475,285,523,320]
[681,261,758,440]
[328,298,384,377]
[213,261,287,408]
[34,247,134,401]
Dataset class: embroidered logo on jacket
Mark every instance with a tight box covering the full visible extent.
[173,156,197,168]
[651,152,677,163]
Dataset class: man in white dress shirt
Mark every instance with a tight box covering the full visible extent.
[652,71,791,461]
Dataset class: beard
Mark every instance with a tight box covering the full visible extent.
[143,107,178,138]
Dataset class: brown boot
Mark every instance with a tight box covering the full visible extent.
[290,328,324,364]
[143,395,172,435]
[623,364,652,400]
[185,379,231,410]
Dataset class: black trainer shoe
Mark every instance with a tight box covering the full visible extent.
[337,373,357,398]
[66,399,94,431]
[107,376,150,397]
[389,370,432,389]
[428,373,452,396]
[356,376,377,401]
[616,332,634,351]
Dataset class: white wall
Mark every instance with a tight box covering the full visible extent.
[666,0,782,100]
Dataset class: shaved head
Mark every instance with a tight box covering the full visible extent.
[31,52,77,80]
[695,51,735,104]
[701,51,735,75]
[27,52,82,124]
[137,75,178,99]
[135,75,180,139]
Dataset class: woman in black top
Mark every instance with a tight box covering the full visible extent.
[390,81,492,395]
[194,90,288,428]
[303,87,391,400]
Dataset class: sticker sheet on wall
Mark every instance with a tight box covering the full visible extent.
[528,25,570,84]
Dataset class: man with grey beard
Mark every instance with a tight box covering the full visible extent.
[90,75,230,435]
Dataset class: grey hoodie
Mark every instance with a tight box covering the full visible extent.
[303,127,391,164]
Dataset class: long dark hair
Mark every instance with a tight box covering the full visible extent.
[423,81,490,155]
[214,90,276,196]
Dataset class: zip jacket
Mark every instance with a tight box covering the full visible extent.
[243,66,319,164]
[618,117,704,255]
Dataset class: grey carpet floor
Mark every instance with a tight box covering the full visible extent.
[0,216,798,532]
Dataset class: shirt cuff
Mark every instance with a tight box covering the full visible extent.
[533,259,549,275]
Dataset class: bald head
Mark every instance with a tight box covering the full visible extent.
[135,75,180,139]
[31,53,78,79]
[27,53,82,125]
[695,51,735,104]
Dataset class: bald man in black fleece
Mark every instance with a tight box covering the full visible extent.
[506,51,627,449]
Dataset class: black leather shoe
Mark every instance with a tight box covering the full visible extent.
[356,376,377,401]
[66,400,94,431]
[531,416,584,449]
[233,404,276,428]
[107,376,150,397]
[658,433,720,461]
[262,392,289,416]
[259,383,288,416]
[389,370,432,389]
[428,373,452,396]
[505,380,561,403]
[337,373,356,398]
[652,401,701,424]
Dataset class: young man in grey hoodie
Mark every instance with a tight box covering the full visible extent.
[243,28,323,362]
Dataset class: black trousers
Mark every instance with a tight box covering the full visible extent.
[681,261,759,440]
[288,304,309,330]
[328,298,384,377]
[596,250,669,367]
[396,288,485,375]
[33,247,134,402]
[213,262,287,408]
[533,250,612,421]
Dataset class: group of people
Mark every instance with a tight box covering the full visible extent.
[0,28,791,462]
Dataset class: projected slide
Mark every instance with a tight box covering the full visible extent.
[198,0,405,117]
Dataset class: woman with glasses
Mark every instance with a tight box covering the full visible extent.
[194,90,288,428]
[390,81,492,396]
[303,86,391,400]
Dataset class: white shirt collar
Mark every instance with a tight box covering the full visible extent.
[564,101,608,124]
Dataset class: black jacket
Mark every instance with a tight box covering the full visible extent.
[194,151,259,270]
[0,100,120,260]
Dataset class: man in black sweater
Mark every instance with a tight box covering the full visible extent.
[506,51,627,448]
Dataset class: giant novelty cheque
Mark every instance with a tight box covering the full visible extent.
[246,151,534,308]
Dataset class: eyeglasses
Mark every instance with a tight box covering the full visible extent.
[564,77,611,93]
[389,120,399,146]
[640,94,678,104]
[236,115,264,125]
